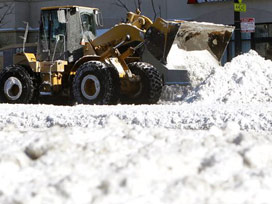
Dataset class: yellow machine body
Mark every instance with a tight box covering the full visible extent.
[3,5,233,104]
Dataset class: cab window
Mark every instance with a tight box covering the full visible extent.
[81,13,96,35]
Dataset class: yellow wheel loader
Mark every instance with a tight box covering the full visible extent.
[0,6,234,105]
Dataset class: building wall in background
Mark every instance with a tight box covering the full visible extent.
[2,0,272,30]
[0,0,271,66]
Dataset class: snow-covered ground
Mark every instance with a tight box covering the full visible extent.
[0,50,271,204]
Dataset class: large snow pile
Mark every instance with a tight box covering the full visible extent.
[0,49,271,204]
[162,50,272,104]
[1,119,272,204]
[184,50,272,103]
[0,103,271,131]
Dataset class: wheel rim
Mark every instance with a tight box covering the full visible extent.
[4,77,23,101]
[81,75,101,100]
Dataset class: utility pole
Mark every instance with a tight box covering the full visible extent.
[234,0,241,56]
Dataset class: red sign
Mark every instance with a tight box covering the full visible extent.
[188,0,231,3]
[241,18,255,33]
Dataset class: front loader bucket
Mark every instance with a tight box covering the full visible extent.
[142,18,234,85]
[144,18,234,64]
[173,21,234,61]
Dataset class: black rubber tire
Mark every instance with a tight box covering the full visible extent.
[0,65,34,104]
[29,72,40,104]
[107,66,120,105]
[121,62,163,104]
[72,61,119,105]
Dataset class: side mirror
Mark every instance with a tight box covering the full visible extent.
[57,10,67,24]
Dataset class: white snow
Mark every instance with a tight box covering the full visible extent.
[0,49,272,204]
[185,50,272,104]
[167,44,219,88]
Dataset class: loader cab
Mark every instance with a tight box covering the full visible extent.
[37,6,101,63]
